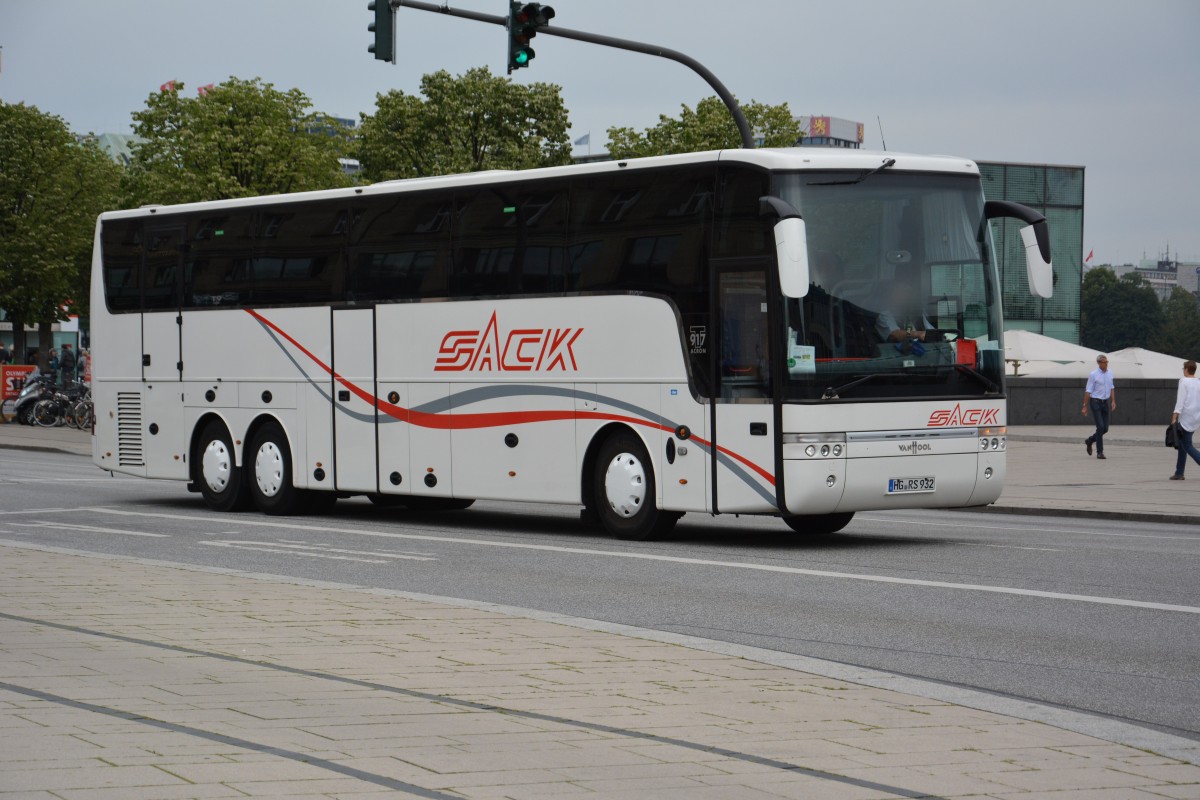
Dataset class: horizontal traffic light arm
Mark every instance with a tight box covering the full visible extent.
[392,0,753,149]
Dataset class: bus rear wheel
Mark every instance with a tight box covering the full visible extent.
[196,420,251,512]
[593,430,680,541]
[247,421,303,515]
[783,512,854,536]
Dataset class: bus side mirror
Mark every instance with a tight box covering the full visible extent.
[760,196,809,298]
[985,200,1053,299]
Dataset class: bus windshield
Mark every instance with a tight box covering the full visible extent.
[774,171,1004,401]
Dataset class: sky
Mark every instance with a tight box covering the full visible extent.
[1,0,1197,266]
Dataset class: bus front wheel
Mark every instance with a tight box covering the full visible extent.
[247,421,304,515]
[593,431,680,541]
[196,420,251,512]
[783,512,854,536]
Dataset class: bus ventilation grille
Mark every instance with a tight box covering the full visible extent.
[116,392,145,467]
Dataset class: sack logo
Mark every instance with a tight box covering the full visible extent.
[927,404,999,427]
[435,311,583,372]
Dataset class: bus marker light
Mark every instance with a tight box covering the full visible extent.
[509,471,517,477]
[984,467,994,479]
[679,479,687,485]
[826,475,836,487]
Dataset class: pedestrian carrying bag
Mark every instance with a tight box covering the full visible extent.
[1165,422,1181,448]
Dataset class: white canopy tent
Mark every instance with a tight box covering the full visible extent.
[1022,346,1189,380]
[1003,330,1102,377]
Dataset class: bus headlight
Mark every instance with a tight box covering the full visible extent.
[805,445,816,457]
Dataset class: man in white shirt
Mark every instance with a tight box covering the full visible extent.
[1169,359,1200,480]
[1082,354,1116,459]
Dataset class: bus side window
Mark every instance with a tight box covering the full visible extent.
[452,185,566,298]
[348,193,453,302]
[101,220,144,312]
[254,201,345,305]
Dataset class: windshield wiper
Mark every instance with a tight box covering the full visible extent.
[821,373,881,400]
[954,364,1001,394]
[808,157,896,186]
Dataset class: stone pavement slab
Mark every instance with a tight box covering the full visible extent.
[1,544,1197,799]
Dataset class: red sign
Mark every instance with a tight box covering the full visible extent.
[2,365,37,401]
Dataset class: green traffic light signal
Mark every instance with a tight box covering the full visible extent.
[368,0,395,63]
[507,2,554,74]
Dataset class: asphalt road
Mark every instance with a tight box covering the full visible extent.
[3,447,1198,741]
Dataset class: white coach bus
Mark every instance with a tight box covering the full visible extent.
[90,148,1052,539]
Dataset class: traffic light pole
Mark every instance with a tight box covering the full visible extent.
[391,0,755,149]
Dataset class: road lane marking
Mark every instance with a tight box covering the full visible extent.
[10,521,169,538]
[860,515,1199,540]
[86,507,1200,615]
[201,540,436,564]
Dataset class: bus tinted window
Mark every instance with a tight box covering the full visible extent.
[568,168,712,295]
[183,212,256,308]
[101,219,143,312]
[348,192,452,301]
[253,201,346,305]
[715,166,771,257]
[452,184,566,297]
[143,227,183,310]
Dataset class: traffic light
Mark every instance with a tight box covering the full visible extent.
[368,0,395,63]
[507,2,555,73]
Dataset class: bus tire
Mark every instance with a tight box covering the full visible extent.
[783,512,854,536]
[196,419,251,512]
[593,430,680,541]
[247,420,303,515]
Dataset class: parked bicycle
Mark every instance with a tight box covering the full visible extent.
[32,381,92,429]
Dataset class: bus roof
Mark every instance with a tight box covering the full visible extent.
[99,147,981,221]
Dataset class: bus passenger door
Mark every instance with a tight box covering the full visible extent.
[332,309,378,493]
[141,225,187,480]
[712,263,778,513]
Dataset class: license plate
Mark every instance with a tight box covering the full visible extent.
[887,476,935,494]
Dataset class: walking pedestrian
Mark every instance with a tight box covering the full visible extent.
[1082,354,1116,459]
[1170,359,1200,480]
[59,343,76,384]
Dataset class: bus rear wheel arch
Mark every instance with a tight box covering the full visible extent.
[591,428,681,541]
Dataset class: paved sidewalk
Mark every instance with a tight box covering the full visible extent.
[2,544,1198,799]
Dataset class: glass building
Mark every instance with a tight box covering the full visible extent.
[979,162,1085,344]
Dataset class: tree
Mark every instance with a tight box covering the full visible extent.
[123,77,350,206]
[0,102,120,364]
[358,67,572,181]
[607,96,803,158]
[1080,267,1164,352]
[1153,287,1200,359]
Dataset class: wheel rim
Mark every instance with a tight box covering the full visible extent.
[202,439,232,493]
[604,451,647,518]
[254,441,285,498]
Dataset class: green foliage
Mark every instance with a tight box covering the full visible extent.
[1153,287,1200,359]
[358,67,572,181]
[0,102,120,347]
[606,96,803,158]
[1080,267,1165,352]
[123,77,350,206]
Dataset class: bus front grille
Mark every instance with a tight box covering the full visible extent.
[116,392,144,467]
